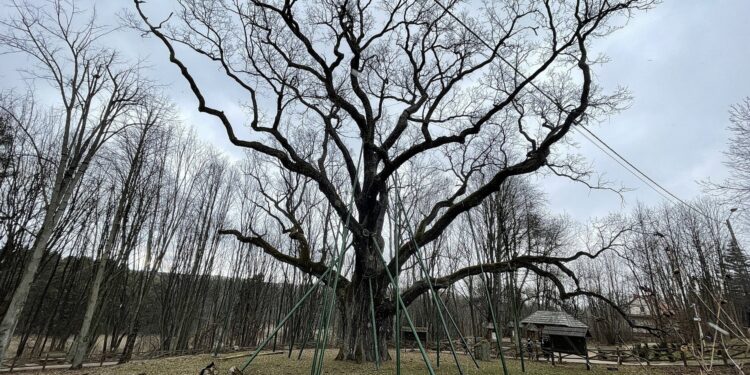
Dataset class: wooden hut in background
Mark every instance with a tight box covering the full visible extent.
[520,310,592,370]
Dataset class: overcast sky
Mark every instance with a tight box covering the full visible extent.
[541,0,750,221]
[2,0,748,224]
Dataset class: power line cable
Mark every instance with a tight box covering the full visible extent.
[568,126,679,206]
[577,124,699,211]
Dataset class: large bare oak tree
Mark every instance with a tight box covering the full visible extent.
[134,0,652,362]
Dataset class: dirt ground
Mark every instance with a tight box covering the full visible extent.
[6,350,739,375]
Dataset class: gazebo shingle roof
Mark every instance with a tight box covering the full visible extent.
[520,310,588,328]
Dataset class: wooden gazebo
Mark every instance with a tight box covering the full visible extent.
[520,310,592,370]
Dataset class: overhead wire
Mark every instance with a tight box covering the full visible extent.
[569,126,680,205]
[576,125,699,212]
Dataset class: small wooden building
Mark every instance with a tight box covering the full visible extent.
[400,326,428,344]
[520,310,592,370]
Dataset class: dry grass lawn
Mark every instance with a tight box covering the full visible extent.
[31,350,736,374]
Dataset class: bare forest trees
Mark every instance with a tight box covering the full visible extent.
[68,102,169,368]
[577,198,750,353]
[0,89,263,364]
[0,1,149,363]
[133,0,654,361]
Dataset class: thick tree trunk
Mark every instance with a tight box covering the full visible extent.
[15,254,61,359]
[335,278,391,363]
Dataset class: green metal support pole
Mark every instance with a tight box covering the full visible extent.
[298,286,321,360]
[368,278,381,369]
[509,271,525,372]
[312,150,362,375]
[239,267,333,372]
[310,269,335,374]
[393,203,402,375]
[241,148,362,375]
[435,289,480,369]
[392,178,465,374]
[372,239,436,375]
[313,225,350,374]
[435,304,440,368]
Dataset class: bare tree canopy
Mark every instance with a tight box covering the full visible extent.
[709,98,750,214]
